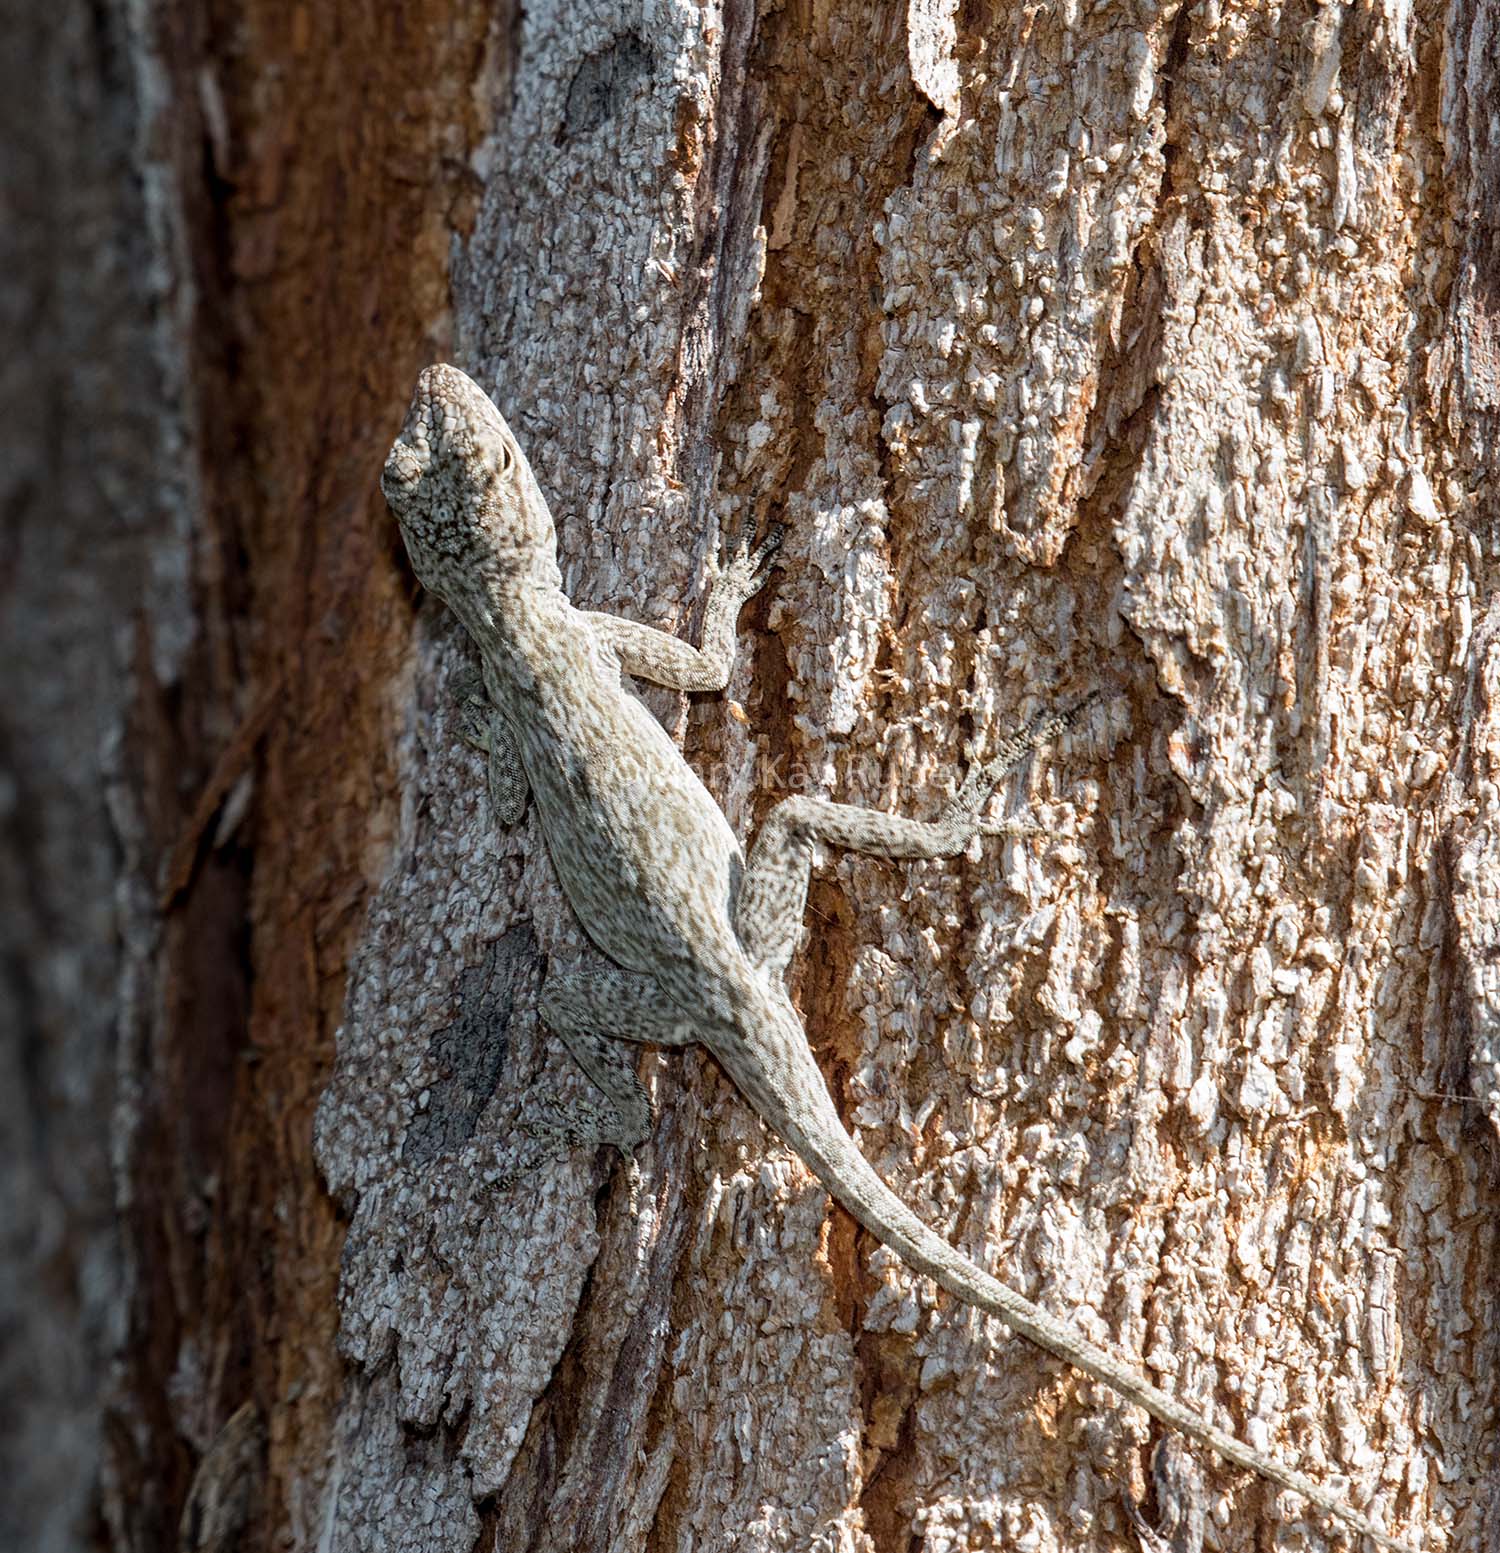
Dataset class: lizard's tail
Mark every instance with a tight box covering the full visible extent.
[732,1020,1417,1553]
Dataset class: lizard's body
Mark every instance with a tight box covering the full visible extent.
[483,589,744,979]
[381,363,1416,1553]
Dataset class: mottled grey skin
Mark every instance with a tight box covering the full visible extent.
[381,364,1415,1553]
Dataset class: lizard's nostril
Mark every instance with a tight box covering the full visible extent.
[383,444,422,494]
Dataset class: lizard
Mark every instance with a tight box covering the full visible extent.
[380,362,1418,1553]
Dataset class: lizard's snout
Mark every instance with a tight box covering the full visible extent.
[381,441,425,515]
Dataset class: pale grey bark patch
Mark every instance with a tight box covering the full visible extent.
[321,1371,482,1553]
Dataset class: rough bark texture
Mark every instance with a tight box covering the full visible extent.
[6,1,1499,1552]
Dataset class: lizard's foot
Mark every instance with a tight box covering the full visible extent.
[518,1096,591,1151]
[976,819,1047,838]
[545,1070,653,1157]
[450,666,484,700]
[483,1096,621,1194]
[483,1127,565,1195]
[950,693,1101,832]
[523,1073,652,1158]
[716,516,785,607]
[452,669,493,753]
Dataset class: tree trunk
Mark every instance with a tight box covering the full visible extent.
[6,1,1498,1551]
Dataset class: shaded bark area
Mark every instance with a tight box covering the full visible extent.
[0,0,198,1546]
[6,1,1500,1553]
[4,0,502,1548]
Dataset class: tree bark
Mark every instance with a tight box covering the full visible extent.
[6,1,1498,1551]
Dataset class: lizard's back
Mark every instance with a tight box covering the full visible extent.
[491,601,748,996]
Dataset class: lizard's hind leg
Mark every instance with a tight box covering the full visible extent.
[537,960,696,1155]
[734,703,1088,978]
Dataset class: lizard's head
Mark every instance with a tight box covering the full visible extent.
[382,364,561,612]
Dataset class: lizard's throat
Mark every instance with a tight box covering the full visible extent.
[452,564,566,642]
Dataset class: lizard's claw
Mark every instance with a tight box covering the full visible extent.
[720,518,786,602]
[754,521,788,579]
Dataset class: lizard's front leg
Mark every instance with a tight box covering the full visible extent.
[583,519,783,692]
[453,668,529,824]
[538,958,697,1155]
[734,702,1090,976]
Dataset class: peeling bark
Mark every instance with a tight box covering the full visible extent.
[6,0,1498,1551]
